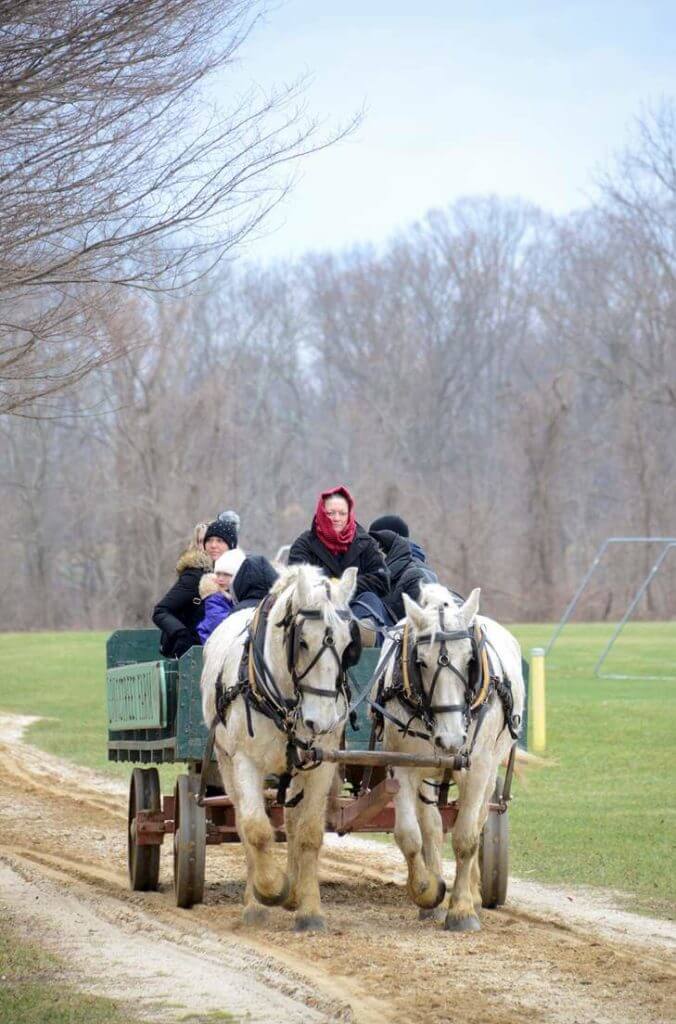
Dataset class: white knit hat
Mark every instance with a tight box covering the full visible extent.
[214,548,246,577]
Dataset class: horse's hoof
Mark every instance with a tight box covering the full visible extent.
[242,904,270,926]
[282,893,298,912]
[294,914,326,933]
[444,913,481,933]
[413,874,446,910]
[407,868,444,909]
[253,876,290,908]
[418,906,446,923]
[431,875,447,908]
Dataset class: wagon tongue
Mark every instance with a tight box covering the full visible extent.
[299,747,471,772]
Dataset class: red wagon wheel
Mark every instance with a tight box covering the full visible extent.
[479,780,509,908]
[128,766,161,891]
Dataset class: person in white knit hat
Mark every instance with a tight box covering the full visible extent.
[197,547,246,644]
[214,547,246,585]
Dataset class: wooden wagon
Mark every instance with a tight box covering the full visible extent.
[107,630,528,910]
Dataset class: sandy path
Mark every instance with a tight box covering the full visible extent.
[0,714,674,1024]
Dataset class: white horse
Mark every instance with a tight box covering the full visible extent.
[201,564,359,932]
[373,584,525,931]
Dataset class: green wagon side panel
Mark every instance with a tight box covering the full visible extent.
[107,629,162,669]
[106,629,178,764]
[175,646,210,761]
[107,661,167,730]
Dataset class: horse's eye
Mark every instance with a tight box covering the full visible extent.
[299,639,309,651]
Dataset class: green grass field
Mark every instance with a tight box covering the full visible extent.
[0,624,674,917]
[510,623,675,918]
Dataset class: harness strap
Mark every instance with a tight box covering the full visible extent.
[401,622,412,698]
[215,593,365,809]
[438,764,453,806]
[247,602,263,699]
[466,696,492,755]
[470,622,491,710]
[370,696,433,741]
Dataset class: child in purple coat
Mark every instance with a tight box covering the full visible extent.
[197,548,246,644]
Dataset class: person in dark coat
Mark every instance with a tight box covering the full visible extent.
[368,528,429,624]
[152,544,213,657]
[152,514,240,657]
[368,514,438,584]
[288,486,390,626]
[230,555,279,610]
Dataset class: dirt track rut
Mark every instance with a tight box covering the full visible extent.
[0,714,674,1024]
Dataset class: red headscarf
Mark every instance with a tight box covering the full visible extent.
[313,485,357,555]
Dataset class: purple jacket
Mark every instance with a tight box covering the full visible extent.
[197,593,235,644]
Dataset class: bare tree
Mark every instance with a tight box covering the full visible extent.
[2,111,674,630]
[0,0,353,415]
[592,100,676,410]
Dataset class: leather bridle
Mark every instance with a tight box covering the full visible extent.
[404,607,488,722]
[279,599,361,707]
[372,606,490,744]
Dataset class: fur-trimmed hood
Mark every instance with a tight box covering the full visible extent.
[199,572,223,599]
[176,547,212,575]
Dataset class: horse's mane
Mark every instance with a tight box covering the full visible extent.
[414,583,466,642]
[270,564,342,628]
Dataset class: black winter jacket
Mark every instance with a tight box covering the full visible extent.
[152,548,212,657]
[288,523,389,597]
[231,555,279,610]
[370,529,428,622]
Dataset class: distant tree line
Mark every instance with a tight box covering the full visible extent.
[0,102,674,629]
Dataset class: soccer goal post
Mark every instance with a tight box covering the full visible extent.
[545,536,676,680]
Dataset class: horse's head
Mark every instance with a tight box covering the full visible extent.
[275,564,360,736]
[402,585,481,753]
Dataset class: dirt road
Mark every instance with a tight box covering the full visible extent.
[0,714,674,1024]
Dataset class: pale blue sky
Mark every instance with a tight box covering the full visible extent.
[216,1,675,260]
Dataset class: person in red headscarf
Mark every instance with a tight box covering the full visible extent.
[288,486,390,613]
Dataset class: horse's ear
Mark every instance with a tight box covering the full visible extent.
[337,567,358,606]
[403,592,427,632]
[460,587,480,626]
[296,564,313,607]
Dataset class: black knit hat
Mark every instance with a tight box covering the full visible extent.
[204,518,238,549]
[368,514,409,538]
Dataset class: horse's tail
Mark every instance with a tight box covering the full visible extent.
[501,746,552,786]
[511,748,550,767]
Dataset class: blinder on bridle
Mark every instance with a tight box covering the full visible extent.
[404,607,485,727]
[281,600,362,700]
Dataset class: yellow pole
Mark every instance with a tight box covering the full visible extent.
[530,647,546,753]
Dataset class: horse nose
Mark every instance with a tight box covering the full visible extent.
[435,734,461,752]
[303,718,316,732]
